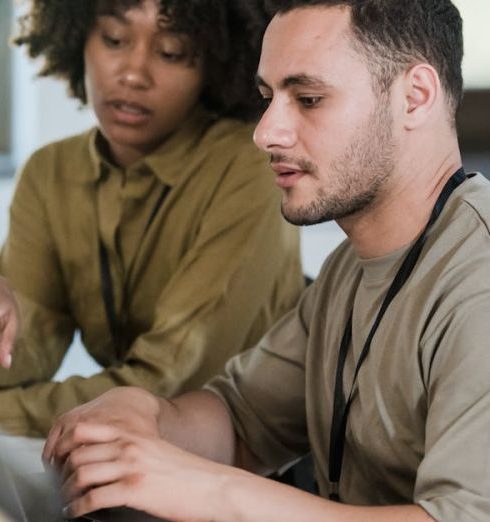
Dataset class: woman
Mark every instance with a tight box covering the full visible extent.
[0,0,303,437]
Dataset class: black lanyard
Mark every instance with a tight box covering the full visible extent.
[328,168,466,502]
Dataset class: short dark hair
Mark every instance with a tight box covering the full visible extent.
[14,0,268,121]
[264,0,464,117]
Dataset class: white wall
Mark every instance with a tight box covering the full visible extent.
[454,0,490,89]
[11,52,96,169]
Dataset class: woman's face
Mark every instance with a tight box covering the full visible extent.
[84,0,204,167]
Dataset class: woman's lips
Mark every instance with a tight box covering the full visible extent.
[106,100,152,125]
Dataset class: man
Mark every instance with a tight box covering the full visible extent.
[0,277,17,369]
[44,1,490,520]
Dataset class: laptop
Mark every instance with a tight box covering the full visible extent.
[78,508,163,521]
[0,437,163,522]
[0,462,62,521]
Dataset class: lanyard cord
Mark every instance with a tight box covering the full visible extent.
[328,168,466,501]
[99,184,171,357]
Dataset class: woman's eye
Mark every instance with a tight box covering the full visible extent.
[159,50,185,63]
[299,96,322,108]
[102,33,123,48]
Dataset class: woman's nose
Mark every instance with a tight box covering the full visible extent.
[119,45,152,89]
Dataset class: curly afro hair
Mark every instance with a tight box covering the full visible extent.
[14,0,269,121]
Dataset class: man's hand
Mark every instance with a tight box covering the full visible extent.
[43,387,162,467]
[53,422,437,522]
[0,277,19,369]
[59,423,226,521]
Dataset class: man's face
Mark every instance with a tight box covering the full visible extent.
[254,7,397,225]
[84,0,203,166]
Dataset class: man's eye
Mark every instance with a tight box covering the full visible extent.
[102,33,123,48]
[299,96,322,108]
[260,96,272,108]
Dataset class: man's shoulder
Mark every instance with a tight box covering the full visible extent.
[456,173,490,232]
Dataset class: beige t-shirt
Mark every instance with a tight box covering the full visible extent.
[208,173,490,521]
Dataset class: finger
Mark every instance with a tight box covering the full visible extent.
[61,442,123,482]
[63,481,137,519]
[54,423,122,466]
[0,313,16,368]
[43,422,63,465]
[62,460,128,504]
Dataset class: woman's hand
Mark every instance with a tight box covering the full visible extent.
[0,277,19,369]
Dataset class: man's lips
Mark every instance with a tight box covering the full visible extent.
[270,163,309,188]
[106,99,152,125]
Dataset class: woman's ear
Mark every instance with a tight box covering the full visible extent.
[402,63,441,130]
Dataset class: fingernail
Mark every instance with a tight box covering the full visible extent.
[2,354,12,369]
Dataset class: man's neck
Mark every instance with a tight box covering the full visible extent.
[337,153,463,259]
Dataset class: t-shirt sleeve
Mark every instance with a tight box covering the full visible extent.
[415,292,490,521]
[206,284,317,471]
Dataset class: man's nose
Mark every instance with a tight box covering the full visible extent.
[253,102,297,152]
[119,44,152,89]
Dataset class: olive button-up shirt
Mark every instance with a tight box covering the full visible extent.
[0,108,304,437]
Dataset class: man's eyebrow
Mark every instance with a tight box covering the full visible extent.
[255,73,332,90]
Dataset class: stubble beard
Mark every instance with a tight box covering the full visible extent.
[281,100,396,226]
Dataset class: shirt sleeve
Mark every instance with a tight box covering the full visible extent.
[0,148,304,437]
[0,153,76,395]
[205,283,316,472]
[415,292,490,521]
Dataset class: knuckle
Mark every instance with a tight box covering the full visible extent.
[83,489,99,511]
[73,469,86,489]
[121,441,141,461]
[124,472,145,489]
[66,449,80,469]
[72,422,88,441]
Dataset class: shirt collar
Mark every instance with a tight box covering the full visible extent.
[88,105,216,185]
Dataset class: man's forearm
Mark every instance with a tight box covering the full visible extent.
[215,468,435,522]
[158,390,238,466]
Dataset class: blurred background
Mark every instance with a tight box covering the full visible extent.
[0,0,489,378]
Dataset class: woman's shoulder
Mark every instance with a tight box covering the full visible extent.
[201,116,261,157]
[18,128,97,182]
[22,129,95,169]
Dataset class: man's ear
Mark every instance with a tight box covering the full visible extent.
[402,63,441,130]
